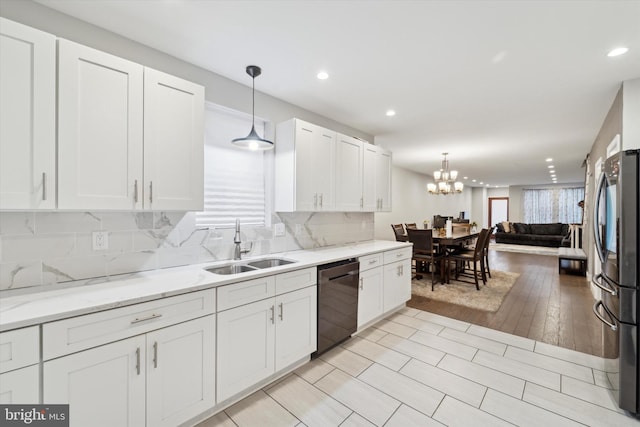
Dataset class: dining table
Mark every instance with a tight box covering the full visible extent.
[431,230,480,283]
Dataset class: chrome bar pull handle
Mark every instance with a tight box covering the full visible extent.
[320,193,323,207]
[130,313,163,324]
[593,301,617,331]
[359,277,364,290]
[135,347,141,375]
[360,197,363,208]
[134,180,138,203]
[149,181,153,203]
[270,305,275,324]
[42,172,46,200]
[279,303,283,320]
[314,193,317,208]
[153,342,158,368]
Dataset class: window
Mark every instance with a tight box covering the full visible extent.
[195,103,269,228]
[523,187,584,224]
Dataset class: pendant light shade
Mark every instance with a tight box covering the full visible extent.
[232,65,274,150]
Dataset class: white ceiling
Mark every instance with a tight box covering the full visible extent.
[36,0,640,188]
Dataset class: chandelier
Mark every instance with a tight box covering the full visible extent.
[427,153,464,195]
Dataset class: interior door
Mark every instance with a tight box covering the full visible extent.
[489,197,509,230]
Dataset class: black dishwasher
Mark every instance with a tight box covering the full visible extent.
[312,258,360,358]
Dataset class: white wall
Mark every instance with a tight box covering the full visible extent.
[623,78,640,150]
[374,166,472,240]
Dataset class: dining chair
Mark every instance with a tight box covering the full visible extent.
[407,228,444,290]
[404,223,418,230]
[483,226,495,279]
[391,224,408,242]
[446,228,489,290]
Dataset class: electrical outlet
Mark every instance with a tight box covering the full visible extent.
[92,231,109,251]
[274,223,285,237]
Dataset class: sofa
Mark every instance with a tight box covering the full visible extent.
[494,222,570,247]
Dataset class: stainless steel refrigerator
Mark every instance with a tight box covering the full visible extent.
[593,149,639,414]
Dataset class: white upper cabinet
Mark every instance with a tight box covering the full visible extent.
[362,143,378,211]
[144,68,204,211]
[335,134,364,211]
[57,39,144,210]
[57,39,204,210]
[0,18,56,209]
[275,118,336,212]
[375,147,392,211]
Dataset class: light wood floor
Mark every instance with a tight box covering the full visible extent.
[408,249,605,357]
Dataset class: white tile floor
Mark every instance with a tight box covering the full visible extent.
[198,307,639,427]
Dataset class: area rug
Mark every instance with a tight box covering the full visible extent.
[409,270,520,312]
[491,243,558,256]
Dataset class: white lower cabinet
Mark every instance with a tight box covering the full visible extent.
[357,253,384,329]
[0,365,40,404]
[43,315,215,427]
[217,285,317,402]
[383,259,412,311]
[382,247,412,312]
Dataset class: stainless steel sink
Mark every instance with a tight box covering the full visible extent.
[246,258,296,269]
[205,264,258,275]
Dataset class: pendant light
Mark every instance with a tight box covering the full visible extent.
[232,65,274,150]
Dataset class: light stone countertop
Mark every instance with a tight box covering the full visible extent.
[0,240,410,332]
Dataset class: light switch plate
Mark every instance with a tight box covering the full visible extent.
[92,231,109,251]
[274,223,285,237]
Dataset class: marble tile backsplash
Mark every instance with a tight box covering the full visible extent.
[0,211,374,293]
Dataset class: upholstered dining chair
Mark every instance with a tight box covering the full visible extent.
[404,223,418,230]
[407,228,444,290]
[391,224,407,242]
[446,228,490,290]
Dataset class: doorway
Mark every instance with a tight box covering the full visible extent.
[489,197,509,232]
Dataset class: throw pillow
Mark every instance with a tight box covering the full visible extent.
[501,221,511,233]
[496,223,505,233]
[512,222,530,234]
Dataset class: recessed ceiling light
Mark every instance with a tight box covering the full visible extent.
[472,179,477,183]
[317,71,329,80]
[479,182,484,185]
[548,165,554,169]
[608,47,629,57]
[551,174,557,178]
[386,110,396,117]
[463,176,468,180]
[546,158,553,162]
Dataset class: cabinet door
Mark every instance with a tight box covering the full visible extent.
[143,68,204,211]
[58,39,143,210]
[0,18,56,209]
[0,365,39,404]
[275,286,317,371]
[335,134,363,211]
[43,335,146,427]
[146,315,215,427]
[362,144,377,211]
[358,267,384,328]
[293,122,317,211]
[376,149,392,211]
[314,129,336,210]
[217,298,275,403]
[383,259,411,311]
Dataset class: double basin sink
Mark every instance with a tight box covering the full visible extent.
[205,258,296,275]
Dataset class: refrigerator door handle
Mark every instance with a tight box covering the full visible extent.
[593,300,617,331]
[592,273,617,296]
[592,170,607,263]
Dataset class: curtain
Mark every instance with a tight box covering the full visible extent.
[523,187,584,224]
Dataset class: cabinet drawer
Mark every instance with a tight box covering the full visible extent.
[359,253,383,272]
[0,326,39,374]
[43,289,215,360]
[218,276,276,312]
[276,267,316,295]
[383,247,412,264]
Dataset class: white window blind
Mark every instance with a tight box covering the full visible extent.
[523,187,584,224]
[196,103,267,228]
